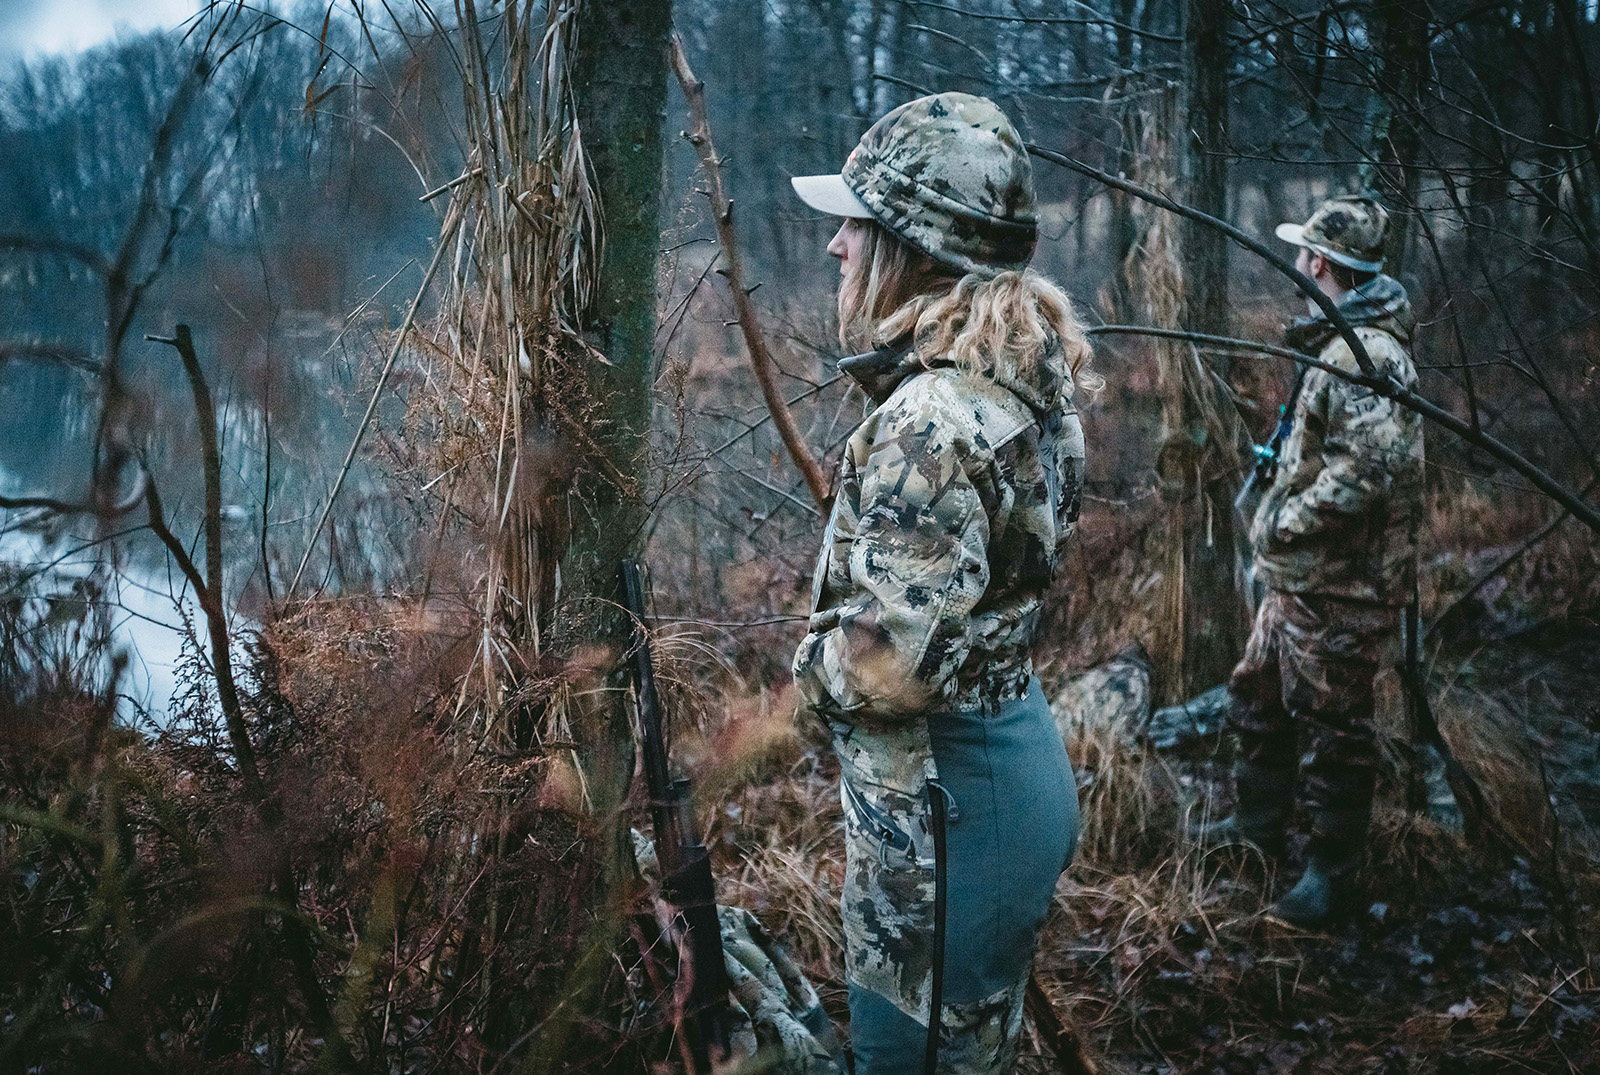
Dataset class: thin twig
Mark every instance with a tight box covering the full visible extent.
[287,196,466,598]
[419,166,483,202]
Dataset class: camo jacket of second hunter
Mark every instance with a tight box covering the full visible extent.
[792,330,1085,1023]
[1250,280,1424,605]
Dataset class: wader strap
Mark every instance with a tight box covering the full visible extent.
[924,779,952,1075]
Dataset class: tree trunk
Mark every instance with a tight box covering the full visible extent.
[570,0,673,605]
[1173,0,1243,698]
[566,0,671,846]
[519,1,672,1067]
[1181,0,1230,337]
[1364,0,1431,276]
[1104,0,1141,319]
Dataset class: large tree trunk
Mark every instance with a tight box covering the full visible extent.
[568,0,671,880]
[516,1,672,1067]
[569,0,673,595]
[1170,0,1244,699]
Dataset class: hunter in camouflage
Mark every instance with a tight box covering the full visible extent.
[792,330,1085,1020]
[1221,195,1426,925]
[792,93,1084,1074]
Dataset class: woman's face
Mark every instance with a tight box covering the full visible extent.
[828,219,868,282]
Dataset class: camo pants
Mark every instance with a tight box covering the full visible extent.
[1229,589,1398,825]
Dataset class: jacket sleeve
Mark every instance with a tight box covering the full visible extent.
[1272,338,1405,545]
[792,388,992,723]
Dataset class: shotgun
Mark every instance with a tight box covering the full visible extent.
[619,558,731,1071]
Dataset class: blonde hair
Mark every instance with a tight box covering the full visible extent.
[838,219,1097,390]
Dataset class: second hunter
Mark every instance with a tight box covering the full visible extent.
[790,94,1091,1075]
[1207,196,1426,926]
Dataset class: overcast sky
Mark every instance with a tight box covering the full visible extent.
[0,0,201,64]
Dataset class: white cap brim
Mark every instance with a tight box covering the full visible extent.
[1275,221,1384,273]
[1275,222,1310,248]
[791,174,874,218]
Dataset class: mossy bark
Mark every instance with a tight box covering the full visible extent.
[523,1,672,1067]
[564,0,672,609]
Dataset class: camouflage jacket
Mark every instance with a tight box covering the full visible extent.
[793,333,1085,721]
[791,331,1084,1023]
[1250,276,1425,604]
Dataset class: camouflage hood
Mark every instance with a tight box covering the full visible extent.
[1285,273,1415,354]
[838,329,1072,414]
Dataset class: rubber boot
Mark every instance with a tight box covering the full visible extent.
[1192,758,1293,860]
[1271,806,1369,927]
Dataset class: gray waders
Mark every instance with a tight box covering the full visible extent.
[844,678,1078,1075]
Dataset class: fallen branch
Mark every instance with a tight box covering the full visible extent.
[669,34,832,513]
[1087,324,1600,535]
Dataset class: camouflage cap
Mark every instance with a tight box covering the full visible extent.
[792,92,1038,277]
[1275,195,1389,273]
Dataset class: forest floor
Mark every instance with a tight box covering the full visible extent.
[712,624,1600,1075]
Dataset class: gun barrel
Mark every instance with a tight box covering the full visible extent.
[620,558,683,855]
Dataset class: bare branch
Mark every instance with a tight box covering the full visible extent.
[0,470,149,517]
[138,326,265,802]
[144,323,350,1055]
[0,340,104,374]
[287,195,466,599]
[895,0,1182,43]
[1087,325,1600,535]
[1025,142,1383,379]
[669,34,832,513]
[0,234,111,276]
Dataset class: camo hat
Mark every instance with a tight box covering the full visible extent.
[1275,195,1389,273]
[791,92,1038,277]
